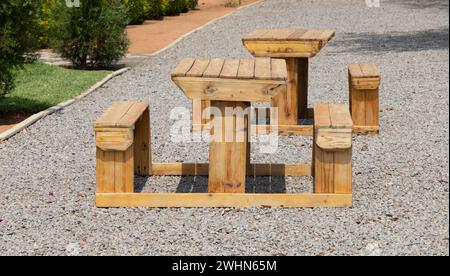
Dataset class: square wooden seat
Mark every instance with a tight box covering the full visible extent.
[314,103,353,194]
[348,63,381,133]
[94,101,151,193]
[242,29,335,58]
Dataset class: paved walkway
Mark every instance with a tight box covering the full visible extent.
[0,0,448,255]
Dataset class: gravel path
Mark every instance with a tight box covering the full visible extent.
[0,0,448,256]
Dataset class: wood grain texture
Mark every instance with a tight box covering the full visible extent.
[254,58,272,80]
[96,193,353,208]
[203,58,225,78]
[220,59,240,79]
[186,59,210,77]
[237,59,255,79]
[170,58,195,77]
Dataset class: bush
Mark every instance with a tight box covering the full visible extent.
[146,0,164,20]
[164,0,183,16]
[124,0,149,24]
[38,0,57,49]
[0,0,40,97]
[49,0,130,69]
[186,0,198,10]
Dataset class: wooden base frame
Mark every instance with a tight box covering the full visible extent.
[96,193,352,208]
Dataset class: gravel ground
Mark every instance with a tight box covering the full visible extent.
[0,0,448,256]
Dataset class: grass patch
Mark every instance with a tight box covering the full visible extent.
[0,62,112,114]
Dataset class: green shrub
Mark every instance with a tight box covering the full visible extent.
[164,0,184,16]
[0,0,40,97]
[146,0,164,20]
[49,0,130,69]
[186,0,198,9]
[38,0,58,49]
[124,0,150,24]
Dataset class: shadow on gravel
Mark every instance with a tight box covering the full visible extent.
[392,0,449,10]
[332,27,449,54]
[175,176,287,193]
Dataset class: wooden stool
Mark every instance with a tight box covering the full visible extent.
[314,103,353,194]
[348,63,381,133]
[242,29,335,122]
[94,101,151,193]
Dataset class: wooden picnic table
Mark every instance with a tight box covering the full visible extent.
[171,58,288,193]
[242,29,335,123]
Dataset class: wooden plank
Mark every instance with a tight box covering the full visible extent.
[151,163,312,176]
[365,88,379,127]
[329,104,352,129]
[173,77,286,102]
[95,129,133,151]
[253,124,314,136]
[297,58,309,119]
[271,58,287,80]
[134,107,152,176]
[237,59,255,79]
[96,193,353,208]
[220,59,240,79]
[314,145,334,193]
[271,58,296,125]
[300,29,328,40]
[171,58,195,77]
[208,101,249,193]
[333,149,352,194]
[94,102,134,128]
[116,102,148,128]
[314,103,331,128]
[242,29,271,40]
[243,41,320,58]
[100,151,116,193]
[350,89,366,127]
[348,63,364,78]
[114,147,133,193]
[254,58,272,80]
[263,29,296,40]
[288,29,308,40]
[186,59,210,77]
[318,30,336,41]
[359,63,380,77]
[203,58,225,78]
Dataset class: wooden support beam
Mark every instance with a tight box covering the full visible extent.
[151,163,312,177]
[96,193,352,208]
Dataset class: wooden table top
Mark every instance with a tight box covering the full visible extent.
[171,58,288,102]
[242,29,335,58]
[171,58,287,81]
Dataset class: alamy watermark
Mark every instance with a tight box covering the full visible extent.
[170,101,280,154]
[66,0,80,8]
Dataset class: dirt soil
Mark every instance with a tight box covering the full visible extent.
[127,0,258,54]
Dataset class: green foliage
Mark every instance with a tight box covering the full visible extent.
[38,0,57,48]
[164,0,184,16]
[124,0,149,24]
[146,0,164,20]
[186,0,198,10]
[49,0,130,69]
[0,0,40,97]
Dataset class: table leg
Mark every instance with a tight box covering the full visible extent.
[297,58,309,120]
[208,101,249,193]
[272,58,298,125]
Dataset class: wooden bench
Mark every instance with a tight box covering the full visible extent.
[314,103,353,194]
[94,101,151,194]
[242,29,335,121]
[348,63,381,133]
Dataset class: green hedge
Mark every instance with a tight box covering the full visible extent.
[0,0,40,97]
